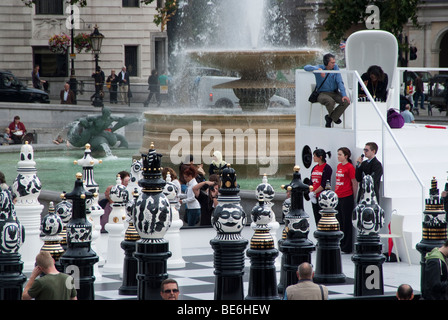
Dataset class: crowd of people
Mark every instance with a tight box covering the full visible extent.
[0,134,443,301]
[98,152,225,231]
[305,142,382,255]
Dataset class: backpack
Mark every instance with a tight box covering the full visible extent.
[387,108,404,129]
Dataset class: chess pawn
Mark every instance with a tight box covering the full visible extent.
[40,202,64,267]
[0,188,26,300]
[163,172,185,269]
[127,158,143,196]
[102,175,128,275]
[251,174,280,268]
[313,183,346,284]
[55,198,73,251]
[119,188,140,296]
[246,174,280,300]
[11,141,44,272]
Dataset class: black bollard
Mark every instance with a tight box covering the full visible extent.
[133,144,172,300]
[313,183,346,284]
[119,188,140,296]
[0,189,26,300]
[59,173,99,300]
[246,175,280,300]
[211,164,248,300]
[352,174,385,296]
[278,166,315,296]
[416,177,447,299]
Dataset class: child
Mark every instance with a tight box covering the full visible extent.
[1,128,12,145]
[52,135,65,145]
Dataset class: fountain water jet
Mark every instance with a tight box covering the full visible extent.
[142,0,321,174]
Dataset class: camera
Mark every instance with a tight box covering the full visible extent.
[208,183,217,192]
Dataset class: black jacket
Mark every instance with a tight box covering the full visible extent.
[355,156,383,202]
[117,71,130,86]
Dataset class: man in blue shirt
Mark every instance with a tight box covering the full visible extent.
[305,53,351,127]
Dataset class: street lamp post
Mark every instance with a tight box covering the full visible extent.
[90,25,104,108]
[69,7,77,104]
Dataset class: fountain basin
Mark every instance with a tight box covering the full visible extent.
[188,49,321,79]
[140,109,296,177]
[188,49,321,111]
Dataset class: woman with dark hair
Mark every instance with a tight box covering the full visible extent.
[359,65,389,101]
[180,165,201,226]
[308,148,333,225]
[335,147,358,253]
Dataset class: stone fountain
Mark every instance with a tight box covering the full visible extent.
[188,49,320,111]
[140,0,321,177]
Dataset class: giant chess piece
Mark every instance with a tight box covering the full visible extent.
[133,143,172,300]
[246,175,280,300]
[163,172,185,269]
[416,177,448,299]
[352,174,385,296]
[102,175,128,274]
[40,201,64,271]
[0,188,26,300]
[127,158,143,196]
[59,173,99,300]
[11,141,43,271]
[277,196,290,295]
[74,144,104,268]
[313,182,346,284]
[278,166,315,296]
[251,174,281,269]
[119,188,140,295]
[211,164,248,300]
[55,198,72,252]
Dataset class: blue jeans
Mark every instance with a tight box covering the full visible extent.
[414,92,425,109]
[186,208,201,226]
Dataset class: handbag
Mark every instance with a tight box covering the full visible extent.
[387,108,404,128]
[308,74,329,103]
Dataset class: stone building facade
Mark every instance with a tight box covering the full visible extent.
[0,0,167,97]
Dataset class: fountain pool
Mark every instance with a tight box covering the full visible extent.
[0,147,290,193]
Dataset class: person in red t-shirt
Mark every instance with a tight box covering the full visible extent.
[8,115,26,144]
[335,147,358,253]
[308,148,332,225]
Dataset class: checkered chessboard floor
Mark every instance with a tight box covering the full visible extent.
[92,246,420,300]
[23,226,422,301]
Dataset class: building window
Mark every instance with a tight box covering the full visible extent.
[122,0,140,7]
[33,47,68,77]
[125,46,138,77]
[35,0,64,15]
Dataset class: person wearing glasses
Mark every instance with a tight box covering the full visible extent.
[160,279,180,300]
[355,142,383,203]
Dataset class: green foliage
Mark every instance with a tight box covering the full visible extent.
[323,0,423,48]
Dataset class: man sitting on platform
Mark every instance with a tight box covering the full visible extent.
[305,53,351,128]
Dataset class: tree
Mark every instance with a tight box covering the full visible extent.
[323,0,423,48]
